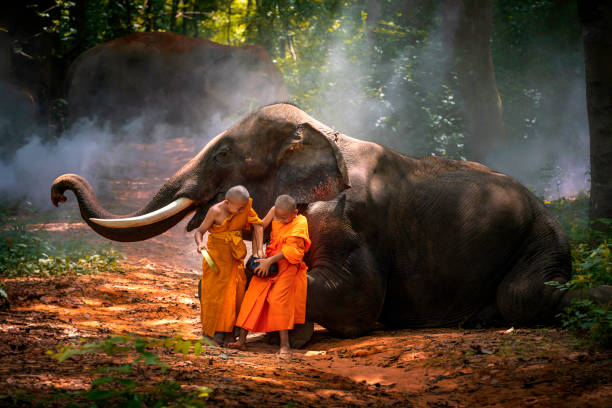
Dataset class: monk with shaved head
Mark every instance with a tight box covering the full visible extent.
[195,185,264,346]
[230,194,311,356]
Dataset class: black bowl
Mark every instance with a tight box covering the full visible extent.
[246,256,279,278]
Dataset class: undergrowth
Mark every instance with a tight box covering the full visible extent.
[0,212,124,279]
[0,334,215,407]
[545,193,612,347]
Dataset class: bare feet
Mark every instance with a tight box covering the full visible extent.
[227,341,246,351]
[202,335,220,347]
[279,345,292,358]
[223,333,235,347]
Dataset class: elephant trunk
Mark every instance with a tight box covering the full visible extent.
[51,173,197,242]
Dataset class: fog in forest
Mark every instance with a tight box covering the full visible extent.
[0,3,590,209]
[0,111,231,209]
[304,3,590,200]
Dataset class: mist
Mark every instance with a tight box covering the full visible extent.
[0,3,590,211]
[292,3,589,200]
[0,113,231,210]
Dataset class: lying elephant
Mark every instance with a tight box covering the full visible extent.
[65,32,287,131]
[53,103,604,338]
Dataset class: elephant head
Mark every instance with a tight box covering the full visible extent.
[51,104,351,242]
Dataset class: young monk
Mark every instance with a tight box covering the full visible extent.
[194,185,264,347]
[229,194,311,356]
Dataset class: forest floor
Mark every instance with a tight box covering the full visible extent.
[1,138,611,407]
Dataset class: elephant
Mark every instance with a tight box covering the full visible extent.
[65,32,288,132]
[52,103,607,339]
[0,80,38,160]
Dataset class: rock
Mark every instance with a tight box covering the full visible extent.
[304,350,327,357]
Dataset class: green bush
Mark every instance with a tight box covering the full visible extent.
[557,298,612,348]
[545,196,612,346]
[0,222,124,278]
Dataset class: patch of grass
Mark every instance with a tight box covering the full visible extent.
[0,220,124,278]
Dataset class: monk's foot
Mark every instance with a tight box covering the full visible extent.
[222,333,235,348]
[279,346,292,359]
[202,335,220,348]
[228,341,246,351]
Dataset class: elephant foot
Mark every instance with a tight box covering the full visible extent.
[266,322,315,349]
[460,304,503,328]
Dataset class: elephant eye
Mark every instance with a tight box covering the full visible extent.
[214,146,232,164]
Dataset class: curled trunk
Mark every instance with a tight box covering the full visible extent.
[51,173,197,242]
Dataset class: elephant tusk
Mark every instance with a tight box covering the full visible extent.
[89,197,194,228]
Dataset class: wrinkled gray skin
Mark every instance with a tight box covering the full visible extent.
[52,103,610,340]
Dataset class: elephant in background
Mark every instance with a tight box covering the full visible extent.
[65,32,288,132]
[52,103,610,340]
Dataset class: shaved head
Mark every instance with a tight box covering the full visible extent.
[275,194,296,212]
[225,185,250,203]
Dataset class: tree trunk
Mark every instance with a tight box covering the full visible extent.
[578,0,612,233]
[227,0,232,45]
[441,0,505,164]
[145,0,155,31]
[192,2,199,37]
[170,0,179,32]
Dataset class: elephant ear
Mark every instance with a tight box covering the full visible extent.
[274,122,350,204]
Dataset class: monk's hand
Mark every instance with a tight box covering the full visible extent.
[254,257,272,277]
[197,243,207,254]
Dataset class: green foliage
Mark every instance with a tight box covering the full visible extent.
[565,240,611,291]
[269,1,466,159]
[545,192,591,242]
[556,299,612,348]
[0,216,124,278]
[37,334,213,407]
[0,281,8,310]
[37,0,78,54]
[545,197,612,347]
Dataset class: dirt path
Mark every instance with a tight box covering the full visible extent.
[1,138,611,406]
[2,221,611,407]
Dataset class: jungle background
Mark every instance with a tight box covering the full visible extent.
[0,0,611,407]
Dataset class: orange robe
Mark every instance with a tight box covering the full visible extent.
[200,198,262,337]
[236,214,311,332]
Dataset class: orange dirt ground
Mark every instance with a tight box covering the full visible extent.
[1,138,611,407]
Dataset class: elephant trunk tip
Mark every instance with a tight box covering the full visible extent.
[51,174,76,207]
[51,192,67,207]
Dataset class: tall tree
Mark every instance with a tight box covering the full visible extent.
[441,0,505,164]
[170,0,180,32]
[578,0,612,232]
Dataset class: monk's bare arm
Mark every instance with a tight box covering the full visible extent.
[194,207,219,252]
[252,224,264,257]
[261,206,275,230]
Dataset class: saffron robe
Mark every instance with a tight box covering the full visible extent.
[236,214,311,332]
[200,198,262,337]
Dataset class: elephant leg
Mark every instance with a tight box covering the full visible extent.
[307,244,385,337]
[496,216,571,326]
